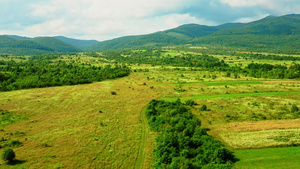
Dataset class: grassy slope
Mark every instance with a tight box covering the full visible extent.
[0,74,159,168]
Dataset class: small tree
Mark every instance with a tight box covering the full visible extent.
[1,148,15,162]
[199,104,207,111]
[291,104,299,113]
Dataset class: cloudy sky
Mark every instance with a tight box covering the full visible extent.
[0,0,299,41]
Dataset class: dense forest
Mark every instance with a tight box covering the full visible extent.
[146,99,234,168]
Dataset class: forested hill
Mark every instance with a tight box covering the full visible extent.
[1,14,299,55]
[191,14,300,53]
[0,35,82,55]
[0,35,99,56]
[54,36,99,49]
[86,22,248,51]
[88,14,300,53]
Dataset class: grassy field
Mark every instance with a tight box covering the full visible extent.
[220,128,300,149]
[0,50,299,168]
[233,146,300,169]
[0,74,159,168]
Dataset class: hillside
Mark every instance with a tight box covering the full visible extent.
[0,14,299,55]
[191,14,300,53]
[30,37,82,53]
[0,36,56,55]
[54,36,99,49]
[88,14,300,53]
[0,36,82,55]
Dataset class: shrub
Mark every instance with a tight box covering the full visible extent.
[291,104,299,113]
[7,139,22,147]
[199,104,207,111]
[185,100,197,106]
[111,91,117,95]
[1,148,15,162]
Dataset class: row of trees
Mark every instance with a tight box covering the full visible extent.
[146,99,234,168]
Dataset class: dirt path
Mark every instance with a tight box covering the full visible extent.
[134,106,149,169]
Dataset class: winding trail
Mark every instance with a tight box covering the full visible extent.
[134,106,150,169]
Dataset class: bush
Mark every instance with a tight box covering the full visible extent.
[7,139,22,147]
[111,91,117,95]
[199,104,207,111]
[1,148,15,162]
[291,104,299,113]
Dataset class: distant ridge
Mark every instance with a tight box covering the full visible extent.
[86,14,299,53]
[54,36,99,49]
[0,14,299,55]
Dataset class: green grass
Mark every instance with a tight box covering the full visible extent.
[233,146,300,169]
[0,110,28,128]
[161,91,300,101]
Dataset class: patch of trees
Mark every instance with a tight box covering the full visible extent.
[102,49,229,68]
[240,53,300,61]
[146,99,234,168]
[243,63,300,79]
[0,55,130,91]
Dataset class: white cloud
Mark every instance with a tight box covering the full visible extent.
[0,0,299,40]
[219,0,300,15]
[234,13,269,23]
[25,0,204,40]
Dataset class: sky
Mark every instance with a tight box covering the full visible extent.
[0,0,299,41]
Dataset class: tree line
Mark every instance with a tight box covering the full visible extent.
[0,55,130,91]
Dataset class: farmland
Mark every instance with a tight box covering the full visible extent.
[0,48,299,168]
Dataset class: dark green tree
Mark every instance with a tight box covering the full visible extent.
[291,104,299,113]
[1,148,15,162]
[199,104,207,111]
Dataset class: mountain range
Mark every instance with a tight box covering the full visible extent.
[0,14,299,55]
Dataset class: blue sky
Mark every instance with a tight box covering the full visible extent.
[0,0,299,41]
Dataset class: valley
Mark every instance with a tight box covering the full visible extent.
[0,47,299,168]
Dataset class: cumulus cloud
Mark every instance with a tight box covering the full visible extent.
[0,0,299,40]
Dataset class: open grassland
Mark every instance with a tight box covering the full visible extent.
[137,65,300,150]
[0,50,300,168]
[233,146,300,169]
[0,73,160,168]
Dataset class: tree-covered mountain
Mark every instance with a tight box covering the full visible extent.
[88,14,300,53]
[0,35,82,55]
[1,14,299,55]
[54,36,99,49]
[0,36,56,55]
[30,37,81,53]
[191,14,300,53]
